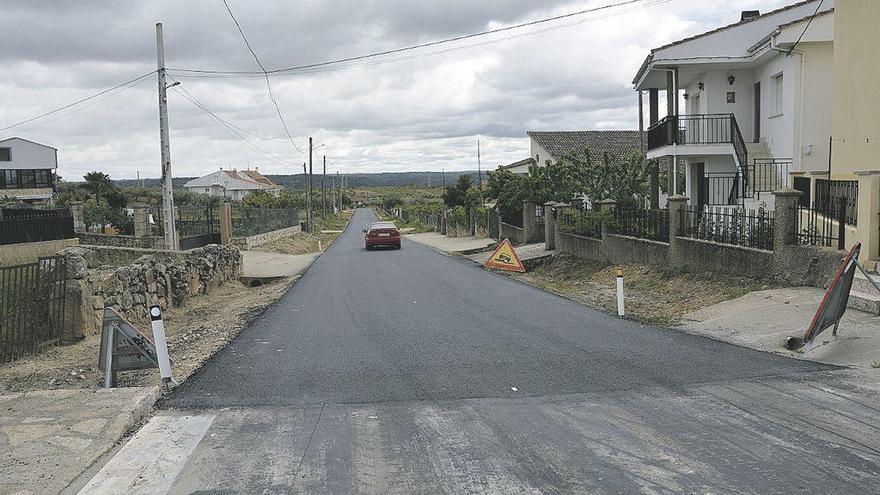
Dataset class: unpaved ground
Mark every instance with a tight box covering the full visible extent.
[516,255,776,327]
[0,277,295,394]
[256,210,352,255]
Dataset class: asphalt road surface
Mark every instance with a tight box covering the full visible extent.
[79,208,880,494]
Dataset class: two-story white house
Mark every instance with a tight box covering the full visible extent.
[0,137,58,202]
[183,168,283,201]
[633,0,834,211]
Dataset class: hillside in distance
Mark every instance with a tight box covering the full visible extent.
[114,171,485,189]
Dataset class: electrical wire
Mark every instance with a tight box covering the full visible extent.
[170,0,661,76]
[786,0,824,56]
[221,0,304,153]
[170,0,671,80]
[0,70,156,132]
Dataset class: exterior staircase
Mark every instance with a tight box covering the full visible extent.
[849,270,880,316]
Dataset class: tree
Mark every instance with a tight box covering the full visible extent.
[81,171,112,201]
[442,174,473,208]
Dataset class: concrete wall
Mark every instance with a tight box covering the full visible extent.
[500,222,525,244]
[831,0,880,174]
[604,234,669,266]
[78,232,166,250]
[232,224,301,250]
[0,238,78,267]
[675,236,774,279]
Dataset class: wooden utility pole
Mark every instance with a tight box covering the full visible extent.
[321,155,326,221]
[156,23,178,251]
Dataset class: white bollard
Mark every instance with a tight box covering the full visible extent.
[149,305,174,384]
[616,268,625,318]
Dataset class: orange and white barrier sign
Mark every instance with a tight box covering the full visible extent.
[484,238,526,273]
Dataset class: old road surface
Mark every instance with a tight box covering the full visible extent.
[76,208,880,494]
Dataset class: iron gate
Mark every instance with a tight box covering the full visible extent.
[0,256,68,363]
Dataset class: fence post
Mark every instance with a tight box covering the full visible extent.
[219,203,233,245]
[522,201,536,242]
[132,204,150,238]
[854,172,880,260]
[838,195,847,251]
[544,202,556,250]
[595,199,616,239]
[667,195,688,268]
[771,187,802,251]
[69,201,85,233]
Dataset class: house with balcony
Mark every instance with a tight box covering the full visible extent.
[633,0,835,212]
[0,137,57,203]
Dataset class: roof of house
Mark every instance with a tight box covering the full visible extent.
[0,137,57,151]
[239,169,282,189]
[498,157,535,171]
[528,131,644,160]
[183,169,275,191]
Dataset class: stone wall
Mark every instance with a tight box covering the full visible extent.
[78,232,166,250]
[675,237,774,279]
[59,244,242,339]
[232,225,301,250]
[500,222,525,244]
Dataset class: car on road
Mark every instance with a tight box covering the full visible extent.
[364,221,401,250]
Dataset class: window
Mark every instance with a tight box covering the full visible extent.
[4,170,18,188]
[35,169,50,188]
[0,148,10,161]
[20,170,36,188]
[773,73,784,115]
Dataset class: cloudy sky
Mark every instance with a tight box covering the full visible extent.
[0,0,791,180]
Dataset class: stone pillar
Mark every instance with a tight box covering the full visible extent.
[522,201,536,242]
[855,172,880,260]
[596,198,616,213]
[667,195,689,267]
[219,203,233,245]
[772,188,803,251]
[69,201,85,233]
[132,204,149,238]
[544,203,556,250]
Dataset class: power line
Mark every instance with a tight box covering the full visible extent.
[221,0,303,153]
[786,0,824,56]
[0,70,156,132]
[172,0,659,76]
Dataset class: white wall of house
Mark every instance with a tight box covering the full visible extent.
[528,139,554,166]
[0,138,57,170]
[795,42,834,172]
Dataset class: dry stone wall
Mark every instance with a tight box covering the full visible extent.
[59,244,242,339]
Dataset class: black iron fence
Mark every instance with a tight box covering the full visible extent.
[0,256,67,363]
[791,198,847,250]
[679,206,775,251]
[702,174,741,206]
[233,207,299,237]
[749,158,791,194]
[609,207,669,242]
[0,208,74,245]
[815,179,858,226]
[557,208,603,239]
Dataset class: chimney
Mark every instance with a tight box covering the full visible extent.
[741,10,759,21]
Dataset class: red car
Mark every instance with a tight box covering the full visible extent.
[364,221,401,250]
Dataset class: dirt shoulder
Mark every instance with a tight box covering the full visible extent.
[0,276,295,394]
[255,210,353,255]
[513,255,777,327]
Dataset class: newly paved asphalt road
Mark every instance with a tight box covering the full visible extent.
[82,209,880,494]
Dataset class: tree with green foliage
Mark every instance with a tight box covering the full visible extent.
[442,175,473,208]
[81,171,112,201]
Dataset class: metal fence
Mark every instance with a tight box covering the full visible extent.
[0,208,74,245]
[557,208,603,239]
[233,207,300,237]
[0,256,67,363]
[610,207,669,242]
[815,179,858,226]
[791,199,847,250]
[679,206,775,251]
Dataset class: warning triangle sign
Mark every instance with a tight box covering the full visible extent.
[484,238,526,273]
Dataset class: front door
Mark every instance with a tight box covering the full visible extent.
[753,82,761,143]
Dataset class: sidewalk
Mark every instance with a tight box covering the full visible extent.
[0,387,159,495]
[676,286,880,371]
[241,250,320,279]
[406,232,495,254]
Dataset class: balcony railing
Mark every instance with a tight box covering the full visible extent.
[749,158,791,194]
[647,113,749,197]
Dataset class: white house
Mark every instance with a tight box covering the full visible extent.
[633,0,835,211]
[500,130,644,175]
[183,168,283,201]
[0,137,58,202]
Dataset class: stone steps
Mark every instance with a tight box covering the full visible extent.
[849,271,880,316]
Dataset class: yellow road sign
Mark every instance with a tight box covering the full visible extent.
[484,238,526,273]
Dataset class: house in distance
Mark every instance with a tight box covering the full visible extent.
[183,167,283,201]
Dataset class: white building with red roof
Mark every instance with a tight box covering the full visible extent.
[183,168,283,201]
